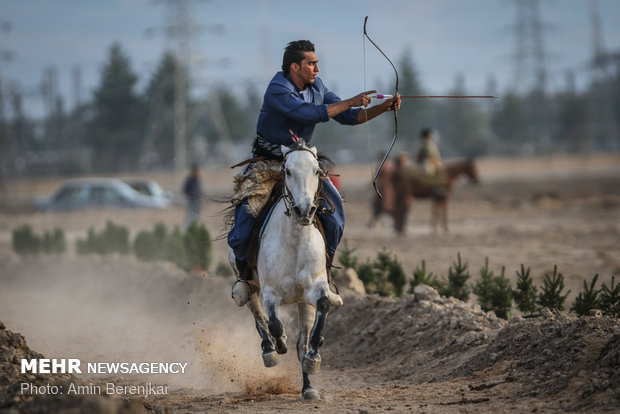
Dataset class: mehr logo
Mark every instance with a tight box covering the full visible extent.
[21,359,82,374]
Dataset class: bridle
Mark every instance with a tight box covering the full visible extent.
[280,144,334,220]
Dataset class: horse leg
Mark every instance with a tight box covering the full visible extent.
[297,302,320,400]
[263,287,288,356]
[440,200,449,234]
[302,291,330,376]
[430,200,439,233]
[247,292,278,367]
[393,200,409,235]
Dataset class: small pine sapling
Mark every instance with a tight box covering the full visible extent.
[599,275,620,318]
[513,265,538,315]
[408,259,443,293]
[570,274,601,316]
[338,239,358,271]
[491,266,513,319]
[473,257,495,311]
[439,252,471,301]
[538,265,570,311]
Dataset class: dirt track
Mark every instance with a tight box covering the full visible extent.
[0,154,619,413]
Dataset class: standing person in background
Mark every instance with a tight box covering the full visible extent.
[183,163,204,229]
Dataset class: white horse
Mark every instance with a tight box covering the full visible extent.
[229,140,343,400]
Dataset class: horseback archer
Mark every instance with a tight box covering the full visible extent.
[228,39,401,305]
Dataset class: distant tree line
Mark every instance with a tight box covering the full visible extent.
[0,43,619,176]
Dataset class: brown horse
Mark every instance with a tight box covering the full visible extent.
[391,159,480,234]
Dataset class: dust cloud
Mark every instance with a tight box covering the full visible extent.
[0,253,300,394]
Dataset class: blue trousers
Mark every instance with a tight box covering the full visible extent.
[227,178,345,262]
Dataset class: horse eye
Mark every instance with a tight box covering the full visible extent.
[285,168,291,176]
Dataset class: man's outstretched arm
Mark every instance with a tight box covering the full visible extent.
[326,90,375,118]
[355,94,401,124]
[326,89,400,124]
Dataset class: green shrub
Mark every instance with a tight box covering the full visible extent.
[338,239,358,271]
[570,274,601,316]
[133,230,156,261]
[438,252,470,301]
[12,225,66,255]
[166,226,187,269]
[383,252,407,297]
[184,222,212,270]
[215,261,234,278]
[76,221,130,255]
[357,260,375,289]
[538,265,570,311]
[472,258,512,319]
[134,222,170,262]
[132,222,203,270]
[472,257,495,311]
[356,248,406,297]
[408,259,443,293]
[12,225,41,255]
[42,228,66,254]
[599,275,620,318]
[491,266,513,319]
[513,265,538,315]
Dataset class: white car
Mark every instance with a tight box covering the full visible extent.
[125,179,174,206]
[35,178,169,212]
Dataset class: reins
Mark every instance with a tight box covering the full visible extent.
[280,145,335,218]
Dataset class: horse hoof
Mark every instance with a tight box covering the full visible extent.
[232,281,250,307]
[262,351,279,368]
[302,354,321,375]
[303,388,320,400]
[275,338,288,355]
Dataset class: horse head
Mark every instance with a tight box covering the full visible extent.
[465,158,481,184]
[281,140,322,226]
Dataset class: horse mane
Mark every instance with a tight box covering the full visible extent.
[219,142,337,241]
[284,139,334,174]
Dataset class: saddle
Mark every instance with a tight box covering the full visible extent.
[231,160,336,286]
[399,165,449,198]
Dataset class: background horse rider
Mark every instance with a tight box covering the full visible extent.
[228,39,400,305]
[416,127,444,176]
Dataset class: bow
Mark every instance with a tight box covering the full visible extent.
[364,16,399,198]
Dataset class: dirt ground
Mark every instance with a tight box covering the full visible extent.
[0,154,619,413]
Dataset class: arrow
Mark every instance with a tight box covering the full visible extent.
[370,93,497,99]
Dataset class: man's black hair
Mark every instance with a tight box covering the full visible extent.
[420,127,433,139]
[282,40,315,75]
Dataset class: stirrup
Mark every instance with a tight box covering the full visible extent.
[231,279,251,307]
[329,280,339,295]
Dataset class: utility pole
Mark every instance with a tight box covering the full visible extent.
[511,0,551,153]
[0,73,7,202]
[167,0,191,173]
[588,0,620,151]
[512,0,548,92]
[71,66,82,111]
[0,19,14,201]
[160,0,226,171]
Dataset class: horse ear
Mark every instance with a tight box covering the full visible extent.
[309,146,317,156]
[281,145,291,156]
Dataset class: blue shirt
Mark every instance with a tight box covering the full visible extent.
[256,71,361,146]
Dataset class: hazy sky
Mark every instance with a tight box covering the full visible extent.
[1,0,619,116]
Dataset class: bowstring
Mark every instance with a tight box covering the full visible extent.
[363,30,374,182]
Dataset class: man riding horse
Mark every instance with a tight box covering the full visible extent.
[229,40,401,305]
[416,127,443,176]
